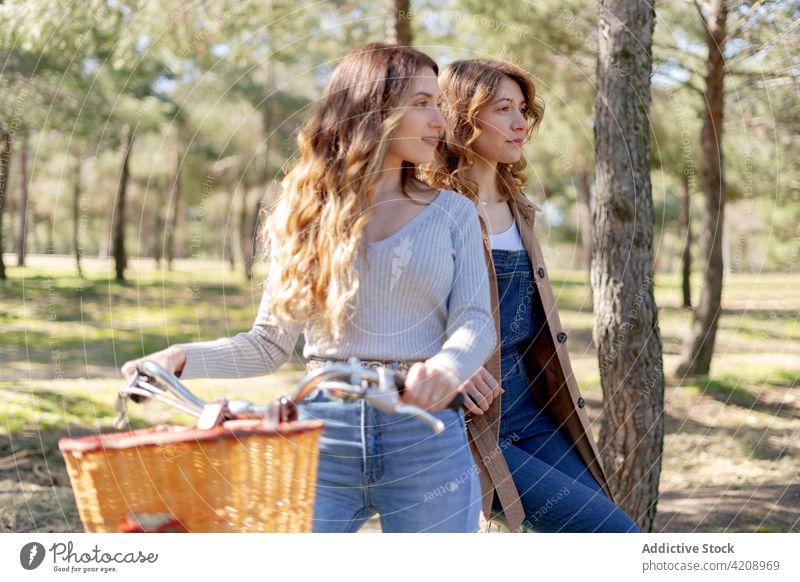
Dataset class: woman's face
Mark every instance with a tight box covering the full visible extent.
[472,75,529,166]
[386,66,445,166]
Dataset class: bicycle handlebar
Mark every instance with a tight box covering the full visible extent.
[114,357,464,435]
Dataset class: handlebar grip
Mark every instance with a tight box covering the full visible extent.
[447,392,464,411]
[126,373,149,404]
[393,372,465,411]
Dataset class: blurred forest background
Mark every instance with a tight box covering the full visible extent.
[1,0,797,278]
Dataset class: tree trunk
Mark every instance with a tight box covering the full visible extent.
[722,214,731,274]
[386,0,412,46]
[577,159,593,271]
[46,211,54,255]
[72,154,84,279]
[250,21,275,281]
[230,184,245,271]
[152,206,163,268]
[16,130,29,267]
[0,129,11,280]
[227,229,236,271]
[676,0,727,377]
[165,137,181,271]
[113,124,134,282]
[592,0,664,532]
[245,198,262,281]
[680,170,692,308]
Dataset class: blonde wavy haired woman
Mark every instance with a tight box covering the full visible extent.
[426,58,639,532]
[121,43,495,533]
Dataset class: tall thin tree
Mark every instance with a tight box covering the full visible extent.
[592,0,665,531]
[16,129,30,267]
[387,0,412,46]
[0,128,11,280]
[112,124,134,282]
[680,170,693,309]
[165,136,182,271]
[676,0,728,377]
[72,153,84,279]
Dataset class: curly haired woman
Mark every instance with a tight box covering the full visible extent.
[122,44,495,533]
[426,58,639,533]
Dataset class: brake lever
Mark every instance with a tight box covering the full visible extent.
[137,360,207,411]
[360,367,446,434]
[391,402,446,434]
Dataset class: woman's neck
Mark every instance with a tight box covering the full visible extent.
[466,157,502,204]
[374,153,405,204]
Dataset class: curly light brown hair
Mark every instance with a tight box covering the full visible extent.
[424,58,544,204]
[260,42,438,339]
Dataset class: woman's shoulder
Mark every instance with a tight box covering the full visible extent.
[511,190,542,215]
[434,188,477,216]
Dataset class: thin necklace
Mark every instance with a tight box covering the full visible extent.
[480,197,503,206]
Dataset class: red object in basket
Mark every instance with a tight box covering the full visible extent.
[120,513,187,533]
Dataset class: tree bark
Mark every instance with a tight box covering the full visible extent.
[230,183,245,270]
[592,0,664,532]
[113,124,134,282]
[676,0,727,377]
[245,198,262,281]
[152,206,163,268]
[226,228,236,271]
[680,170,692,308]
[577,159,593,271]
[72,154,84,279]
[16,130,29,267]
[386,0,412,46]
[165,137,181,270]
[0,129,11,280]
[250,17,275,281]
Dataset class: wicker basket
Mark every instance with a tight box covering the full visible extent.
[59,419,324,532]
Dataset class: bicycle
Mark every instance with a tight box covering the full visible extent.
[59,357,463,533]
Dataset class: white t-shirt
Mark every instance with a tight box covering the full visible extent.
[488,220,525,251]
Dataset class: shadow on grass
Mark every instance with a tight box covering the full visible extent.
[698,376,799,421]
[662,408,795,462]
[655,482,800,533]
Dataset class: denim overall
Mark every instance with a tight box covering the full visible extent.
[491,248,639,532]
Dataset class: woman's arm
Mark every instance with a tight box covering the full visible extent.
[425,198,498,385]
[173,285,303,379]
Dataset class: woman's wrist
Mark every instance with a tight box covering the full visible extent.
[167,345,186,377]
[424,360,459,390]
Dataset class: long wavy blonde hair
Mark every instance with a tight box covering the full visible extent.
[261,42,438,339]
[424,59,544,204]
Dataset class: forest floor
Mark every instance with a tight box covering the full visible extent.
[1,255,797,533]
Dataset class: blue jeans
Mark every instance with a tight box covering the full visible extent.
[495,351,640,532]
[298,391,482,532]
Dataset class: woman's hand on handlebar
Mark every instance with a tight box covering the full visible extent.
[121,346,186,383]
[458,366,503,416]
[402,361,460,413]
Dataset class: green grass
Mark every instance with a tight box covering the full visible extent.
[0,386,150,434]
[3,257,797,433]
[1,256,799,533]
[0,258,304,382]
